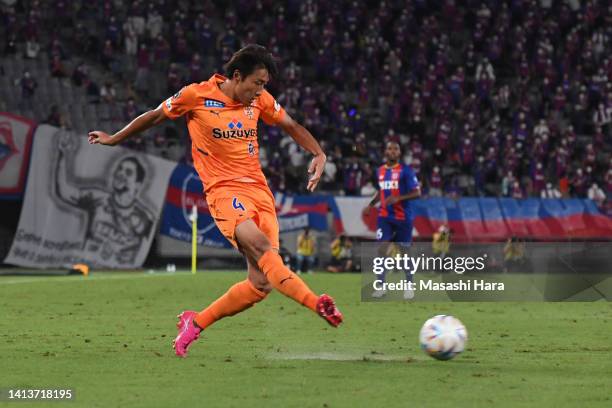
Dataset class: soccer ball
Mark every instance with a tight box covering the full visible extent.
[419,315,467,360]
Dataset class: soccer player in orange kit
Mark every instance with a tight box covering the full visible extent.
[88,45,343,357]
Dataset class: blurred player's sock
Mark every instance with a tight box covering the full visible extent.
[194,279,267,330]
[403,288,415,300]
[257,250,318,311]
[404,260,414,299]
[371,289,387,298]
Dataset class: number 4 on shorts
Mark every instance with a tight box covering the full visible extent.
[232,197,245,211]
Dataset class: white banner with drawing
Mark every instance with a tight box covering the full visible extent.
[5,125,175,269]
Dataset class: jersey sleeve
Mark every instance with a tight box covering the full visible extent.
[161,84,199,119]
[258,90,286,125]
[404,166,420,191]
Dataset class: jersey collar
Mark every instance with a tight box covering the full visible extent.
[384,162,401,169]
[208,73,243,106]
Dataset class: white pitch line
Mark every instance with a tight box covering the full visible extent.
[267,352,411,362]
[0,272,192,285]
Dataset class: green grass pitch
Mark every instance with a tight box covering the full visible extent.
[1,271,611,407]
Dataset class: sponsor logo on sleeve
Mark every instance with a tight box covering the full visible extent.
[205,99,225,108]
[274,101,281,112]
[165,99,172,111]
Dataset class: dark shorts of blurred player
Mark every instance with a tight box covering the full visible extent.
[376,216,414,246]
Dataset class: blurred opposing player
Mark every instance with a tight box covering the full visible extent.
[88,45,343,357]
[364,141,421,299]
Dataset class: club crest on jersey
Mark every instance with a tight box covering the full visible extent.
[244,106,254,120]
[205,98,225,108]
[228,119,243,129]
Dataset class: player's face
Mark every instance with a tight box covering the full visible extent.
[384,143,401,163]
[113,160,140,194]
[235,67,269,105]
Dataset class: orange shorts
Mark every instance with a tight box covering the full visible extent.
[206,180,279,250]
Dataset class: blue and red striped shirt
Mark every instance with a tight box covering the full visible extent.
[377,163,419,221]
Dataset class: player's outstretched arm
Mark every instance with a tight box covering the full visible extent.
[88,104,168,146]
[278,113,326,192]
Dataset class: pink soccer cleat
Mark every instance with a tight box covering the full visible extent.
[316,294,344,327]
[173,310,201,358]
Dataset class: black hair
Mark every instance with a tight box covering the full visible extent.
[223,44,279,80]
[119,157,146,183]
[386,141,401,150]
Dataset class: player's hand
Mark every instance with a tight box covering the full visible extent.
[307,153,326,192]
[385,196,400,206]
[88,131,115,146]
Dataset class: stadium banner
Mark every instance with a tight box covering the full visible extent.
[333,197,612,241]
[4,125,175,269]
[0,112,36,198]
[359,242,612,302]
[333,196,376,238]
[159,163,232,248]
[159,167,330,248]
[333,196,420,239]
[274,192,329,232]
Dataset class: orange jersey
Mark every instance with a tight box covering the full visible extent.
[161,74,286,192]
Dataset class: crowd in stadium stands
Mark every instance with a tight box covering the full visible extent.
[0,0,611,215]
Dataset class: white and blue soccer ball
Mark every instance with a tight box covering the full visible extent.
[419,315,467,360]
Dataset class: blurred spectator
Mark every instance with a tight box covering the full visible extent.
[541,182,562,199]
[135,43,151,93]
[428,166,443,197]
[72,62,88,87]
[124,19,138,58]
[501,171,515,197]
[4,32,17,55]
[587,183,606,209]
[25,35,40,59]
[124,98,138,121]
[296,228,315,274]
[327,234,353,273]
[570,168,588,197]
[100,81,117,104]
[432,225,450,259]
[18,70,37,108]
[50,55,67,78]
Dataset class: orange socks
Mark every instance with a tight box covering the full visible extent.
[194,279,266,330]
[193,251,318,330]
[257,250,318,311]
